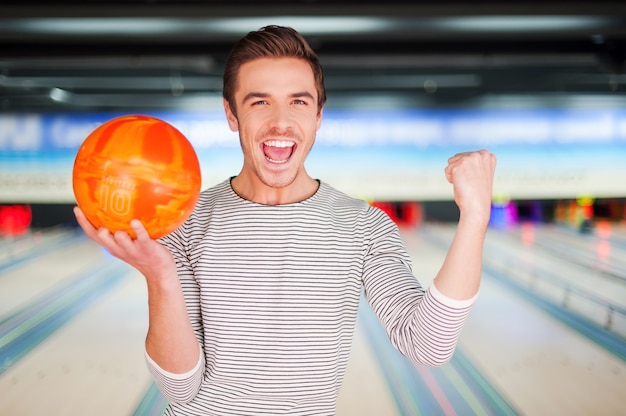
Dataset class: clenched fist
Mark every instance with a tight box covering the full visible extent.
[444,149,497,226]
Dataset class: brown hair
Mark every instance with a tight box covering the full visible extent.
[222,25,327,115]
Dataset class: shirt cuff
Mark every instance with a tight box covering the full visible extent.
[145,347,203,380]
[428,282,478,309]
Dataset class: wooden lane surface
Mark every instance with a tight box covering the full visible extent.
[0,235,109,317]
[1,237,400,416]
[401,224,626,416]
[0,267,152,415]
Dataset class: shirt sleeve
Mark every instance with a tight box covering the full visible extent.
[142,226,206,403]
[145,344,205,403]
[361,207,477,367]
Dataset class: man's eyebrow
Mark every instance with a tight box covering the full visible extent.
[291,91,315,100]
[242,92,269,103]
[241,91,315,103]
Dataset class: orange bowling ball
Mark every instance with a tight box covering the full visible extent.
[72,115,201,239]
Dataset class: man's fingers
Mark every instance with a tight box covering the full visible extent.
[113,228,135,249]
[444,152,469,183]
[74,207,163,273]
[444,149,497,186]
[130,219,151,242]
[447,152,466,165]
[73,206,97,237]
[444,165,453,183]
[112,220,151,254]
[75,206,119,250]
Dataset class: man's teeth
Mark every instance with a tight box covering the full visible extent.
[264,140,295,148]
[263,140,295,163]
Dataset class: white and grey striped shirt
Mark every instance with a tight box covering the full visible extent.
[147,179,475,415]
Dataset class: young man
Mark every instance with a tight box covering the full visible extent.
[74,25,496,415]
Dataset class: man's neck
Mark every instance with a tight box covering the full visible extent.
[230,175,319,205]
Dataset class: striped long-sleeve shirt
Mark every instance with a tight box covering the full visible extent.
[147,179,476,415]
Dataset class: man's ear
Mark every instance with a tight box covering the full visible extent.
[223,98,239,132]
[316,107,324,131]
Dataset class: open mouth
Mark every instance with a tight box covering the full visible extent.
[262,140,295,164]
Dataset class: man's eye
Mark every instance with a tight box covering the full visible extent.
[293,99,306,105]
[252,100,267,106]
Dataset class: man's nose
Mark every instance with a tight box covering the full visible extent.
[267,104,293,130]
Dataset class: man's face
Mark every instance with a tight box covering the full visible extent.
[224,57,322,191]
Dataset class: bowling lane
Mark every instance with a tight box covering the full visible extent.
[7,222,624,415]
[1,235,401,416]
[401,224,626,416]
[421,222,626,338]
[337,318,401,416]
[0,227,78,269]
[609,222,626,240]
[0,263,153,415]
[460,277,626,416]
[486,223,626,338]
[505,222,626,280]
[0,231,111,317]
[486,224,626,304]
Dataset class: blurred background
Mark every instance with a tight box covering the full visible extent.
[1,1,625,415]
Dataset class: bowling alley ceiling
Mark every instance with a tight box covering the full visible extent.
[1,0,626,111]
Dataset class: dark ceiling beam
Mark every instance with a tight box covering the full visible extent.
[1,2,626,18]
